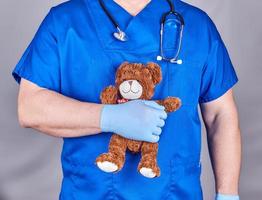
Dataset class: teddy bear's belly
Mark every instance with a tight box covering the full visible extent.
[127,140,143,153]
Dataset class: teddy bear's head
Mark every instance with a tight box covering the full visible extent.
[115,61,162,100]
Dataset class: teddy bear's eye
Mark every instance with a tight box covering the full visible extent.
[137,80,142,85]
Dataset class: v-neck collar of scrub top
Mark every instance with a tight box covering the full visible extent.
[84,0,182,53]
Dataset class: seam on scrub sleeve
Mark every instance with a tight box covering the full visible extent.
[49,7,62,91]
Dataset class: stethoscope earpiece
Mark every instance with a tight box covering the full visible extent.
[157,56,183,65]
[113,27,128,42]
[170,59,183,65]
[156,56,163,61]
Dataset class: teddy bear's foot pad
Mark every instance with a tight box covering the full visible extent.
[139,167,157,178]
[97,161,118,173]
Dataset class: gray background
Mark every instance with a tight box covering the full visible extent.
[0,0,261,199]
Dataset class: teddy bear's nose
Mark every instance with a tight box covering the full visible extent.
[128,81,133,86]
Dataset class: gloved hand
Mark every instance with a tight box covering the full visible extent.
[215,194,240,200]
[100,100,167,143]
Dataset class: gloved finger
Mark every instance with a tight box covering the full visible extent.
[158,110,167,120]
[152,127,162,136]
[157,119,165,127]
[143,100,165,110]
[150,135,160,143]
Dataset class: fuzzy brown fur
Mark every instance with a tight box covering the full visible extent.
[96,61,181,178]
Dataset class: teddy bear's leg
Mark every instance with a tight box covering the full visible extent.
[96,134,127,173]
[137,142,160,178]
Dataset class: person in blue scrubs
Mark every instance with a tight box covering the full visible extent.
[12,0,241,200]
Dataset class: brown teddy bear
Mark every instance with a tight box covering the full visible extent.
[95,61,181,178]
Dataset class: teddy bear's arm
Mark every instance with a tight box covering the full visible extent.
[156,97,182,113]
[100,86,118,104]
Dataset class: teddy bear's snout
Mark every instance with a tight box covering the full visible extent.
[119,80,143,100]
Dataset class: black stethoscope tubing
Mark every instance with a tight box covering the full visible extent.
[98,0,185,64]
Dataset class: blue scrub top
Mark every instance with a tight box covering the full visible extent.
[12,0,238,199]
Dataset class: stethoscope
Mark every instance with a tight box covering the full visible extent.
[98,0,185,64]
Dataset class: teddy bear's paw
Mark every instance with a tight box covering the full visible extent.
[100,86,118,104]
[139,167,157,178]
[164,97,182,112]
[97,161,118,173]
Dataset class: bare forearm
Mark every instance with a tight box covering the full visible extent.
[207,118,241,195]
[201,90,241,195]
[18,79,103,137]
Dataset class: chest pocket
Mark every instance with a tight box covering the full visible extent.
[167,60,203,106]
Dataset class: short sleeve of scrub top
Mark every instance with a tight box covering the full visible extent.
[12,8,60,92]
[199,14,238,103]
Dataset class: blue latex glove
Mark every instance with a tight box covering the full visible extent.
[215,194,240,200]
[100,100,167,143]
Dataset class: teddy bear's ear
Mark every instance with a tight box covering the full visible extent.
[116,61,130,83]
[145,62,162,84]
[118,61,129,69]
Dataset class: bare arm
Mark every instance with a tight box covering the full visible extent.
[200,89,241,195]
[18,78,103,138]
